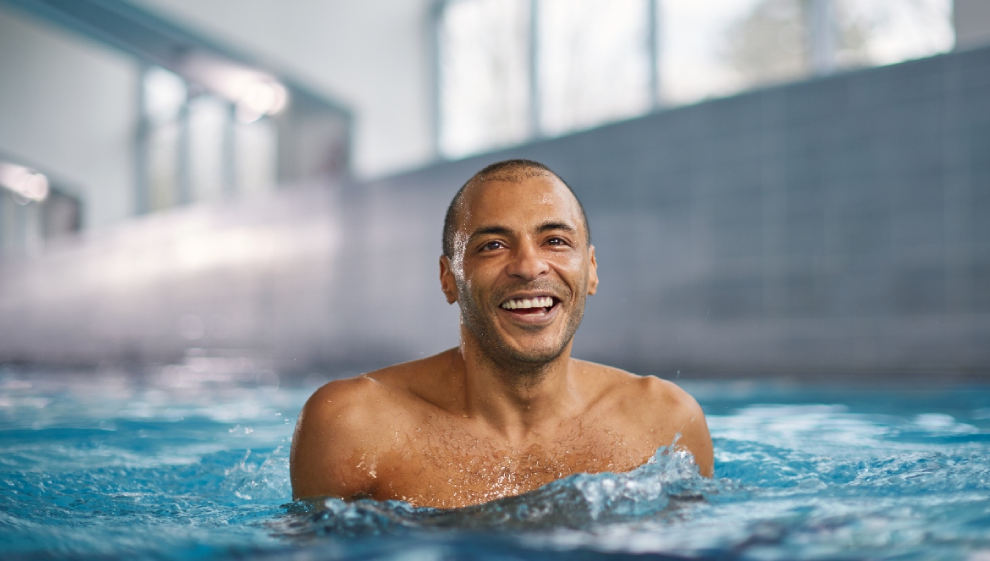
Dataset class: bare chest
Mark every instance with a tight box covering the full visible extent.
[365,419,661,508]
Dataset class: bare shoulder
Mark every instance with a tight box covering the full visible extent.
[289,375,391,500]
[295,350,454,435]
[573,360,714,477]
[629,372,704,424]
[297,374,388,433]
[289,351,457,500]
[574,360,696,412]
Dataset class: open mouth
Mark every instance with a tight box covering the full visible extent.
[499,296,559,316]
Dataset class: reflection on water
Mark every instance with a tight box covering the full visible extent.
[0,368,989,560]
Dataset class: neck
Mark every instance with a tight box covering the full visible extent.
[454,327,579,444]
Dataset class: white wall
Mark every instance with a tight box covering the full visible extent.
[0,5,139,229]
[130,0,437,179]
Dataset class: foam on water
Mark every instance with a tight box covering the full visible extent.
[278,446,710,536]
[1,370,989,560]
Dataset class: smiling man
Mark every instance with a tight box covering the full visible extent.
[290,159,712,508]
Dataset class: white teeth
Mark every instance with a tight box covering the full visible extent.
[501,297,555,310]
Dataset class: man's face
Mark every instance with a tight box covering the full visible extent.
[441,174,598,369]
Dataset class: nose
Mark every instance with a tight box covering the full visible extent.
[505,239,550,281]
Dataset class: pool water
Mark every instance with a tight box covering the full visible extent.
[1,368,988,560]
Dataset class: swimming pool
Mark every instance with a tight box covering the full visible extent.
[1,367,988,560]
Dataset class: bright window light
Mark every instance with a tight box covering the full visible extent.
[833,0,954,68]
[0,162,49,203]
[538,0,652,136]
[439,0,532,159]
[437,0,956,157]
[144,66,187,125]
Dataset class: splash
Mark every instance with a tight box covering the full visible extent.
[276,446,715,540]
[4,373,990,560]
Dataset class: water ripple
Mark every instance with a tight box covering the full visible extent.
[1,373,988,560]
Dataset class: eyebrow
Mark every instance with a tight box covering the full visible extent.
[467,221,577,242]
[468,226,513,241]
[536,221,576,234]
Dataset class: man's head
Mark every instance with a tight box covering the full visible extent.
[439,160,598,374]
[442,160,590,260]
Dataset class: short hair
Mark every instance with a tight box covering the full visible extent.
[442,159,590,258]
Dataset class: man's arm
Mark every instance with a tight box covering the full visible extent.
[669,389,714,477]
[289,377,383,500]
[639,376,714,477]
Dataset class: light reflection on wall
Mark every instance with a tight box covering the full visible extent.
[0,159,80,255]
[0,162,49,203]
[177,53,288,123]
[234,80,287,124]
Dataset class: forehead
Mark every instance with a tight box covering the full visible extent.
[457,175,583,234]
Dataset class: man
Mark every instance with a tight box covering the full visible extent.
[290,159,712,509]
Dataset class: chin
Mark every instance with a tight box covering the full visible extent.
[498,337,570,365]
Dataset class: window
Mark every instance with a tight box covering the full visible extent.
[538,0,653,136]
[139,65,280,213]
[436,0,953,158]
[439,0,532,158]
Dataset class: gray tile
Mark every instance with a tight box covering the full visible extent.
[889,265,946,314]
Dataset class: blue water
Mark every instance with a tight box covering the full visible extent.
[1,368,988,560]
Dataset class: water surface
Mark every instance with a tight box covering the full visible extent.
[1,368,988,560]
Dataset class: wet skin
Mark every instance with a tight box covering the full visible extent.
[290,174,713,509]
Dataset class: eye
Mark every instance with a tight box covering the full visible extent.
[546,237,569,246]
[480,240,505,251]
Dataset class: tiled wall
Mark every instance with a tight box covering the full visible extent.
[363,44,990,377]
[1,45,988,379]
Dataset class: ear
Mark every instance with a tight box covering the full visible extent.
[587,245,599,296]
[439,255,458,304]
